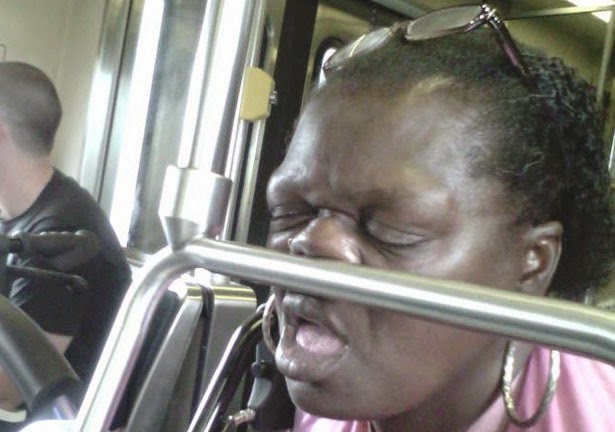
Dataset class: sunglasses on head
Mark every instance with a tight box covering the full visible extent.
[323,4,533,87]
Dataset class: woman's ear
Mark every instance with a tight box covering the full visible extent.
[519,221,563,296]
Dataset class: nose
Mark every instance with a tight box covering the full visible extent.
[288,210,362,264]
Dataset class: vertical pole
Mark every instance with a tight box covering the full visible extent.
[597,6,615,107]
[599,8,615,175]
[219,0,268,242]
[186,0,258,173]
[247,0,320,246]
[158,0,264,249]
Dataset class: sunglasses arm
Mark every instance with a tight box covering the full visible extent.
[486,14,534,86]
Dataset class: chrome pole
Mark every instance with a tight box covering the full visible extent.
[176,0,223,168]
[75,237,615,430]
[74,248,204,431]
[597,6,615,107]
[185,0,258,173]
[185,239,615,364]
[159,0,264,249]
[220,0,268,241]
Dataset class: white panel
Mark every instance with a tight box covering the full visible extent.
[53,0,108,178]
[0,0,69,77]
[0,0,107,179]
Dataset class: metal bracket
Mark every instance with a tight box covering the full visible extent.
[158,166,232,249]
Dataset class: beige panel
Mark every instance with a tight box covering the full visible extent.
[0,0,106,179]
[52,0,107,178]
[0,0,70,76]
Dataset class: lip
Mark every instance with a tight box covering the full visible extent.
[275,292,348,383]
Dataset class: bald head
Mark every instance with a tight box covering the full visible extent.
[0,62,62,156]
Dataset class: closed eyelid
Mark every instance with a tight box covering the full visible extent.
[364,218,427,246]
[268,204,317,236]
[365,218,421,236]
[269,202,313,216]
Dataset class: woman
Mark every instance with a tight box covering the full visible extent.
[265,4,614,432]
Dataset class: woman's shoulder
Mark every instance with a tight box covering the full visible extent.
[511,346,614,431]
[546,348,614,428]
[289,347,614,432]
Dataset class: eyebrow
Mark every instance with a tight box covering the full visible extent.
[348,180,456,217]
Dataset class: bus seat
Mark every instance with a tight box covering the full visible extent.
[123,279,203,432]
[122,277,256,432]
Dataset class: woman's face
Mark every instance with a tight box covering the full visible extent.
[266,88,535,424]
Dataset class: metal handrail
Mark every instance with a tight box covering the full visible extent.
[74,248,201,431]
[75,237,615,431]
[185,239,615,363]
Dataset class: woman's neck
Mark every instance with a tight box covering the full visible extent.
[369,341,534,432]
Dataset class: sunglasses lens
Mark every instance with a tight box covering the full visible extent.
[406,5,483,40]
[324,27,393,72]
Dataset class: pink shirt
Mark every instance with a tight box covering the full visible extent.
[292,347,614,431]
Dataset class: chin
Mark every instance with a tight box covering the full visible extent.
[286,377,366,420]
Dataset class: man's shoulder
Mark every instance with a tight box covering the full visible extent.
[32,170,112,233]
[9,169,129,272]
[45,170,100,214]
[6,169,98,228]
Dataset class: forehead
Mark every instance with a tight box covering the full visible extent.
[277,90,480,188]
[267,88,513,220]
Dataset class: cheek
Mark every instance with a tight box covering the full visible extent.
[391,226,522,291]
[330,309,499,417]
[364,309,492,366]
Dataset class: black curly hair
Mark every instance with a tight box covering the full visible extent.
[319,28,615,301]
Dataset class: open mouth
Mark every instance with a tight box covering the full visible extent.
[275,292,348,383]
[296,319,345,354]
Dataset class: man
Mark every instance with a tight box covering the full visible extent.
[0,62,131,412]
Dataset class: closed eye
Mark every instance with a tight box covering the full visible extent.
[364,218,426,249]
[269,204,315,231]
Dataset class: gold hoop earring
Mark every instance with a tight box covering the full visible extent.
[262,294,279,355]
[501,342,561,428]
